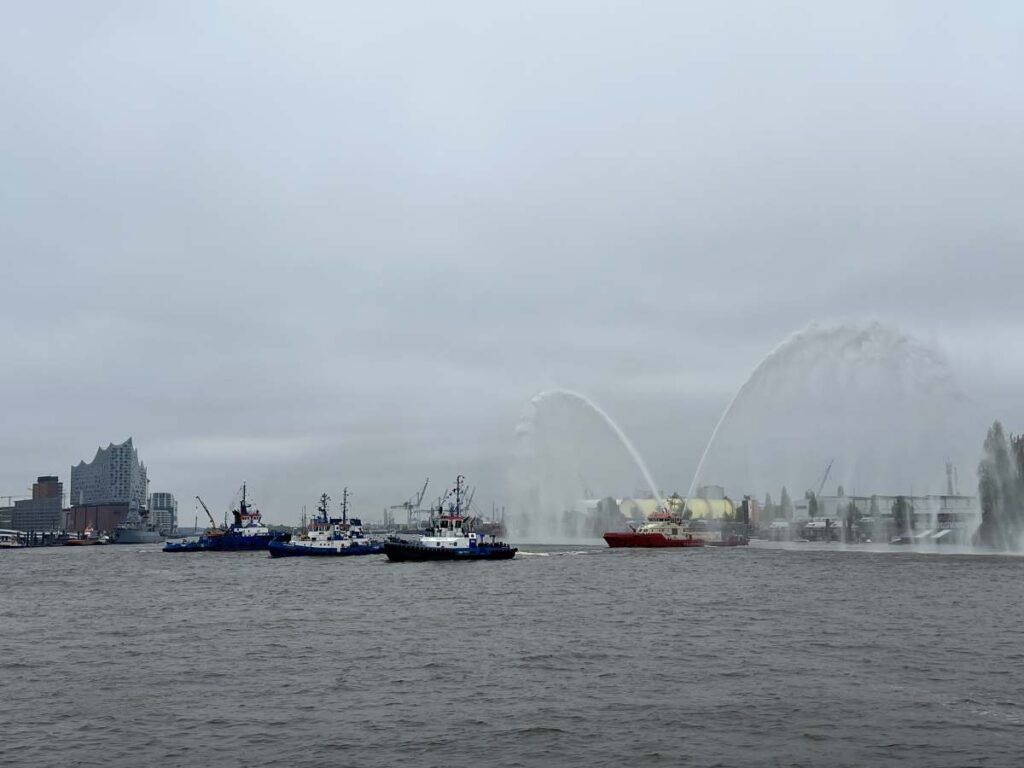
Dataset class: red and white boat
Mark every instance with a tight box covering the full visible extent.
[603,509,750,548]
[603,510,705,548]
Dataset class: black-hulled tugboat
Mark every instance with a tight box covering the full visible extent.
[164,484,281,552]
[384,475,517,562]
[268,489,383,558]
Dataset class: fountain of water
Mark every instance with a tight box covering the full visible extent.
[974,420,1024,551]
[509,389,664,542]
[689,322,984,548]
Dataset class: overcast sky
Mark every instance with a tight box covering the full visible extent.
[2,2,1022,522]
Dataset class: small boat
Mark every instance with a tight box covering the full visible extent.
[164,484,281,552]
[268,489,384,558]
[383,475,517,562]
[0,530,25,549]
[603,509,705,548]
[65,527,101,546]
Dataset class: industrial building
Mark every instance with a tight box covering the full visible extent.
[12,476,64,531]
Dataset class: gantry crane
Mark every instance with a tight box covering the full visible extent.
[389,478,429,526]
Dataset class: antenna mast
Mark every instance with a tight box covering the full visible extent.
[455,475,465,515]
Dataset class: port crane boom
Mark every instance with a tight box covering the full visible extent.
[195,495,218,529]
[813,459,834,498]
[389,478,430,526]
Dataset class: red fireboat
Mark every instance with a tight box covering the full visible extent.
[603,510,705,548]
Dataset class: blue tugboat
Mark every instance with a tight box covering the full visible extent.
[384,475,517,562]
[268,489,383,558]
[164,484,281,552]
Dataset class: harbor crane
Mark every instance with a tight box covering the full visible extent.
[195,495,219,531]
[812,459,834,498]
[389,478,429,526]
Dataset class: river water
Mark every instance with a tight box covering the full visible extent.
[2,542,1022,767]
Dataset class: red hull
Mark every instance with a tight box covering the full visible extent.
[603,531,705,548]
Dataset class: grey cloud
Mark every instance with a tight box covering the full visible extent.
[2,1,1023,518]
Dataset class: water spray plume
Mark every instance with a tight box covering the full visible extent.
[689,321,982,547]
[510,388,664,542]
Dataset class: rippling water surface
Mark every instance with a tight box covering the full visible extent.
[3,542,1023,767]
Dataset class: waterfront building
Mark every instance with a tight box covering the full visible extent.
[911,494,980,540]
[65,502,131,534]
[0,505,12,528]
[12,476,64,531]
[801,491,980,543]
[66,438,150,534]
[149,492,177,534]
[70,438,148,510]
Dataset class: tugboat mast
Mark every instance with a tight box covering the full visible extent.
[341,487,349,524]
[454,475,465,516]
[318,492,331,524]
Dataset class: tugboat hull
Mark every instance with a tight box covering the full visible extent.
[268,540,384,558]
[384,540,517,562]
[163,534,279,552]
[163,539,207,552]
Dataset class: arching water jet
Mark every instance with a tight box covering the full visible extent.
[509,389,664,542]
[689,321,983,549]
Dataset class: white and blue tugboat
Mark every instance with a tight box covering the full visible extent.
[164,484,281,552]
[268,489,383,558]
[384,475,517,562]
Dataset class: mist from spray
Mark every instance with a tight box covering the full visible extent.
[975,421,1024,551]
[689,322,983,538]
[509,389,663,542]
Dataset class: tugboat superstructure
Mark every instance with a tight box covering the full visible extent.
[384,475,517,561]
[268,488,384,558]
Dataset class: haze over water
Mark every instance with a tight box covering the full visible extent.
[4,545,1022,768]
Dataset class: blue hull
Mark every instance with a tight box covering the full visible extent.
[163,540,208,552]
[267,540,384,558]
[163,533,279,552]
[384,540,517,562]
